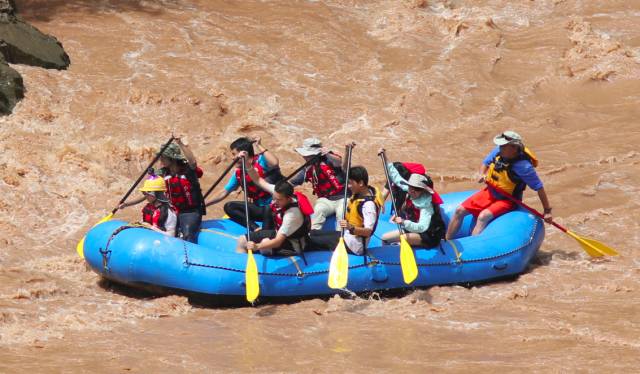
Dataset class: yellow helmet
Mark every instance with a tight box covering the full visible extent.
[139,178,166,192]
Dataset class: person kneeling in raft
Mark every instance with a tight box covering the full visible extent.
[235,151,314,256]
[446,130,553,239]
[381,166,446,248]
[120,176,177,237]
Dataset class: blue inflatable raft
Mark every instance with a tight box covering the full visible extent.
[83,191,544,303]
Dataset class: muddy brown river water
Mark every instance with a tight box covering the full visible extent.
[0,0,639,372]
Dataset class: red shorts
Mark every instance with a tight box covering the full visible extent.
[461,188,515,218]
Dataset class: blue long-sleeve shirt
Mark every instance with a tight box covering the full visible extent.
[483,147,544,191]
[387,163,434,233]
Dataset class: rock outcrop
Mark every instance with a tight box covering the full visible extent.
[0,53,24,114]
[0,0,70,114]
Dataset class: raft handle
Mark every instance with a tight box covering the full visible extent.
[492,262,508,271]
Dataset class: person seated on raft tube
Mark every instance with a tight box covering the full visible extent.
[380,163,446,248]
[122,136,205,243]
[380,160,427,214]
[207,136,283,232]
[289,137,347,230]
[445,130,553,239]
[235,151,313,256]
[129,176,178,237]
[309,165,383,255]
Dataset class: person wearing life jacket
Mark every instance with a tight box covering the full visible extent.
[207,136,282,231]
[139,177,178,236]
[119,176,178,237]
[446,131,553,239]
[380,161,427,213]
[381,165,445,248]
[119,136,203,242]
[158,137,206,243]
[289,138,347,230]
[309,166,383,255]
[235,151,313,256]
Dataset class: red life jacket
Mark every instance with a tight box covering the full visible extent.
[270,192,313,239]
[142,203,171,231]
[402,198,421,223]
[235,156,271,202]
[163,165,205,214]
[305,161,344,198]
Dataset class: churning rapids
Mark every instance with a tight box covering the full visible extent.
[0,1,638,372]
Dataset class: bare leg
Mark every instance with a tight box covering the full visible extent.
[381,230,401,244]
[404,233,424,246]
[446,205,471,240]
[471,209,494,236]
[236,235,247,253]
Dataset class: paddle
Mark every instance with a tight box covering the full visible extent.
[379,150,418,284]
[327,144,353,289]
[240,155,260,303]
[203,156,238,200]
[75,136,175,258]
[486,183,618,257]
[283,153,322,181]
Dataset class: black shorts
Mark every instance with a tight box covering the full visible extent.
[246,230,298,256]
[418,231,442,248]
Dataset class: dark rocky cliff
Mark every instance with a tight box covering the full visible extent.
[0,0,70,114]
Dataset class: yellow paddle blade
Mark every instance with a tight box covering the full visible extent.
[75,212,115,259]
[96,213,114,225]
[399,235,418,284]
[328,237,349,289]
[579,236,619,256]
[567,230,618,257]
[76,236,86,259]
[245,250,260,303]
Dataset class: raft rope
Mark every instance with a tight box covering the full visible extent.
[288,256,304,278]
[448,239,462,263]
[101,219,541,278]
[182,219,540,277]
[99,223,148,272]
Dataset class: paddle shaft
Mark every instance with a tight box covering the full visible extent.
[240,156,252,239]
[283,154,322,181]
[379,151,404,234]
[340,145,354,237]
[112,136,174,215]
[203,157,238,199]
[485,183,567,233]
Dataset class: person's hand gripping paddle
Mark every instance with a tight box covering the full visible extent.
[240,155,260,303]
[486,183,618,258]
[327,143,354,289]
[379,149,418,284]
